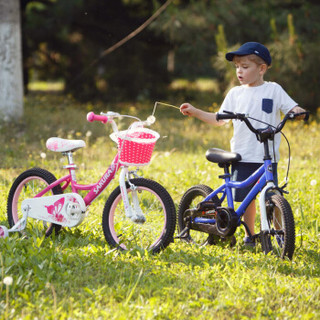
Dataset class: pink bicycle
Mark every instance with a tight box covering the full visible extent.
[2,111,176,253]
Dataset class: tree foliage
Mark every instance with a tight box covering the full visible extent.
[21,0,320,109]
[22,0,171,101]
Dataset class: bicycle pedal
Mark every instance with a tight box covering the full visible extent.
[206,234,219,245]
[230,235,237,247]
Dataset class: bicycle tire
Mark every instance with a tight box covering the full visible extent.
[260,194,295,259]
[178,184,220,246]
[102,178,176,253]
[7,167,63,237]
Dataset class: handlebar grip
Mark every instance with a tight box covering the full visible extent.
[87,112,108,124]
[287,111,310,122]
[216,113,238,120]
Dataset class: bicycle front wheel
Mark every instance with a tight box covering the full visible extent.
[260,194,295,259]
[102,178,176,253]
[7,168,63,237]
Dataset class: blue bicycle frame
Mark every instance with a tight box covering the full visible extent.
[194,158,275,225]
[177,109,308,255]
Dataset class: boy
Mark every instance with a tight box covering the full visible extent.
[180,42,306,246]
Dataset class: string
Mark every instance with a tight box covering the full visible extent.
[152,101,180,117]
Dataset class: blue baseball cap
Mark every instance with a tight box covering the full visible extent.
[226,42,272,66]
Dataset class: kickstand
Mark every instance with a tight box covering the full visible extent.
[175,226,191,241]
[241,221,260,242]
[241,221,253,238]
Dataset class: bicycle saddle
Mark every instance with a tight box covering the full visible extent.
[206,148,241,165]
[46,137,86,153]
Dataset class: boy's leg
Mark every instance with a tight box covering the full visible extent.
[243,200,256,236]
[232,162,263,245]
[242,163,278,237]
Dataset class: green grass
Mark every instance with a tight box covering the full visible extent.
[0,93,320,319]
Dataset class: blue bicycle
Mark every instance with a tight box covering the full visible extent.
[177,110,308,259]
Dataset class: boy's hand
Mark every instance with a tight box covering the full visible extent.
[290,106,308,120]
[180,103,197,116]
[179,103,225,126]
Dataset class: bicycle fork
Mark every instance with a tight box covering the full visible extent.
[259,181,281,232]
[119,167,146,224]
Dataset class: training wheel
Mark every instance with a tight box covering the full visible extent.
[0,225,9,239]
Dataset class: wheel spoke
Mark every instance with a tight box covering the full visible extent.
[102,178,176,253]
[261,194,295,259]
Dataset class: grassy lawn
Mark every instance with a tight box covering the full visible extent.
[0,93,319,319]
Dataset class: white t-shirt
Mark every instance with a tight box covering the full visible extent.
[219,81,297,163]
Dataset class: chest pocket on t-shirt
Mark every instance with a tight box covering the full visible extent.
[262,98,273,114]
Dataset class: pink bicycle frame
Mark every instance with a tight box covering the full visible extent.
[36,154,121,206]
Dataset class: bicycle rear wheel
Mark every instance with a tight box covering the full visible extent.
[260,194,295,259]
[7,168,63,237]
[178,184,220,246]
[102,178,176,253]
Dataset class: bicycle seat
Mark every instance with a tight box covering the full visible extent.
[206,148,241,165]
[46,137,86,153]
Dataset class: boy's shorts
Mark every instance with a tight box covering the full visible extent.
[231,162,278,202]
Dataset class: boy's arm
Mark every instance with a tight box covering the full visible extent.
[180,103,225,126]
[289,106,307,120]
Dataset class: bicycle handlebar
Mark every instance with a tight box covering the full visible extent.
[216,110,245,121]
[216,110,309,136]
[87,112,109,124]
[87,111,155,131]
[216,111,258,134]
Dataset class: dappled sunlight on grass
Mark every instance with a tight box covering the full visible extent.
[28,81,65,92]
[170,78,220,93]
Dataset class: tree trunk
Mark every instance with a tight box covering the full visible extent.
[0,0,23,121]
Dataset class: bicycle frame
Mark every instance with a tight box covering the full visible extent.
[0,110,168,241]
[35,154,121,206]
[5,111,161,233]
[194,158,278,232]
